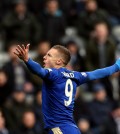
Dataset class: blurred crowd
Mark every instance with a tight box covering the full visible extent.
[1,0,120,134]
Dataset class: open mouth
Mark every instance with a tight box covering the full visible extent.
[43,61,46,67]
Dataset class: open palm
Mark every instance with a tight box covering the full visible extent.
[14,44,30,62]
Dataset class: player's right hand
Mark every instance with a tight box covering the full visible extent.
[14,44,30,62]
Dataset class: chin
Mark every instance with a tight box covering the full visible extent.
[44,64,52,68]
[44,65,49,68]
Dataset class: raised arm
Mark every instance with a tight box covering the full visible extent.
[14,44,49,78]
[87,59,120,81]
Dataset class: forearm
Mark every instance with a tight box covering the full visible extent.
[25,58,48,78]
[87,64,119,80]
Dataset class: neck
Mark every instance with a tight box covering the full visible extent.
[96,36,107,44]
[54,64,65,69]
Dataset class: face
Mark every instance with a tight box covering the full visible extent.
[113,108,120,118]
[0,116,5,129]
[15,2,26,15]
[37,42,50,56]
[9,45,18,60]
[36,91,42,105]
[95,89,106,101]
[23,112,35,128]
[86,1,97,12]
[13,91,26,103]
[43,48,62,68]
[78,119,90,132]
[0,71,7,87]
[95,24,108,39]
[46,0,58,14]
[67,44,78,55]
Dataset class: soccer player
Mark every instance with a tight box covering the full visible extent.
[14,44,120,134]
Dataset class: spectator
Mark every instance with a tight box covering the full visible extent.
[38,0,66,45]
[31,40,51,90]
[103,102,120,134]
[33,91,44,134]
[0,0,12,22]
[86,22,116,99]
[0,69,10,106]
[0,109,10,134]
[73,88,89,123]
[66,41,86,71]
[34,40,51,66]
[3,90,30,131]
[58,0,76,26]
[88,83,113,133]
[17,110,41,134]
[61,27,86,57]
[76,0,110,39]
[77,118,92,134]
[0,0,11,44]
[2,0,41,49]
[86,22,116,70]
[96,0,120,26]
[3,43,32,91]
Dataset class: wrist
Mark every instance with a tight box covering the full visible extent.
[115,59,120,70]
[24,57,29,62]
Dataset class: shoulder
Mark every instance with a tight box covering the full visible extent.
[74,71,88,79]
[97,9,108,15]
[44,68,68,81]
[44,68,59,78]
[45,68,58,73]
[3,12,14,20]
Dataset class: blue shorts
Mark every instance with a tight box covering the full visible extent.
[48,125,81,134]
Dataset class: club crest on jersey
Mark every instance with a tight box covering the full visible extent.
[81,72,87,77]
[46,68,52,72]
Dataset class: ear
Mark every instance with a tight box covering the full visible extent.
[56,59,62,65]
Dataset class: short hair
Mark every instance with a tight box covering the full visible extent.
[52,45,71,65]
[94,21,109,29]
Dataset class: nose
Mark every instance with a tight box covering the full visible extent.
[43,55,46,60]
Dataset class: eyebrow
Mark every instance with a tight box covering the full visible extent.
[47,53,52,57]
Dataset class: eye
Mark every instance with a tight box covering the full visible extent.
[48,53,51,57]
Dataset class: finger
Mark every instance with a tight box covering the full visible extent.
[14,52,23,59]
[22,44,26,51]
[17,45,24,54]
[16,48,21,54]
[14,52,20,57]
[26,43,30,50]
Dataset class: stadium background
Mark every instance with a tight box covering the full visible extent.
[0,0,120,133]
